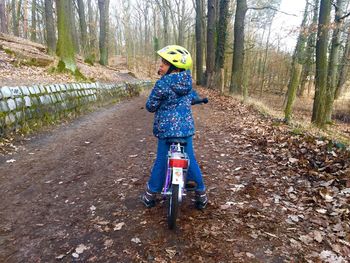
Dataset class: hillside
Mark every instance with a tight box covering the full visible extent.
[0,33,141,87]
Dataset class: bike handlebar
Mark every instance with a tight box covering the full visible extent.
[191,98,209,105]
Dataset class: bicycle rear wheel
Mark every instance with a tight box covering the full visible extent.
[167,184,179,229]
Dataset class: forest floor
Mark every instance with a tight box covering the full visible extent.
[0,88,349,262]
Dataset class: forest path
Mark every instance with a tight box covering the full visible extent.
[0,89,349,262]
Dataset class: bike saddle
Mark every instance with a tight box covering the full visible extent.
[166,138,187,145]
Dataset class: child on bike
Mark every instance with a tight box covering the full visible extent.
[141,45,208,210]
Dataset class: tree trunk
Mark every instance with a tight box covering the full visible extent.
[209,0,229,91]
[44,0,56,54]
[298,0,319,97]
[23,0,28,38]
[324,0,345,122]
[98,0,109,65]
[229,0,247,95]
[0,1,8,33]
[311,0,331,127]
[56,0,77,72]
[259,20,274,97]
[12,0,19,36]
[195,0,204,85]
[77,0,88,58]
[155,0,169,46]
[204,0,217,86]
[283,0,309,122]
[31,0,37,42]
[335,29,350,98]
[69,0,79,53]
[87,0,97,63]
[284,64,303,122]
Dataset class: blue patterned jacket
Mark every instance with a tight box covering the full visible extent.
[146,70,198,139]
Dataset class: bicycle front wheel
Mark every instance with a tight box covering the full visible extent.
[167,184,179,229]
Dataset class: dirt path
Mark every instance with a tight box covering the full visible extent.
[0,90,349,262]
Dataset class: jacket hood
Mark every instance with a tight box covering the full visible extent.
[162,70,192,96]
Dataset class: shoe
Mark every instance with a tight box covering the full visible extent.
[195,190,208,210]
[140,187,156,208]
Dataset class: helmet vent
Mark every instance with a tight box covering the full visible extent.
[176,49,185,54]
[169,51,177,55]
[173,60,178,62]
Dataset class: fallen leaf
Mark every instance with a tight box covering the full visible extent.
[55,254,65,259]
[165,248,176,259]
[313,230,323,243]
[246,252,255,258]
[75,244,88,254]
[131,237,141,244]
[113,222,125,231]
[104,239,113,248]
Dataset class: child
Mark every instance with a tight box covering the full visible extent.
[140,45,208,210]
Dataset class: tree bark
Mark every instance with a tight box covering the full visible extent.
[335,29,350,98]
[44,0,56,54]
[56,0,77,72]
[23,0,28,38]
[298,0,319,97]
[31,0,37,42]
[12,0,19,36]
[204,0,217,86]
[283,0,309,122]
[311,0,331,127]
[87,0,97,63]
[0,1,8,33]
[229,0,248,95]
[98,0,109,65]
[324,0,345,122]
[259,18,274,96]
[284,64,303,122]
[77,0,88,58]
[195,0,204,85]
[69,0,79,53]
[209,0,229,91]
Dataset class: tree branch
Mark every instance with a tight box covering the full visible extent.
[339,11,350,21]
[248,6,297,16]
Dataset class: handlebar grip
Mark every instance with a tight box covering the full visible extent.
[192,98,209,105]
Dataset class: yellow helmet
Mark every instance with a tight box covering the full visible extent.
[157,45,192,70]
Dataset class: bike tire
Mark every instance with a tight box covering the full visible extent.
[167,184,179,229]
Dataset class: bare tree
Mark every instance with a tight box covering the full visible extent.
[77,0,88,59]
[284,0,309,122]
[98,0,110,65]
[324,0,346,122]
[155,0,170,46]
[31,0,37,41]
[230,0,248,95]
[0,0,8,33]
[12,0,21,36]
[205,0,217,86]
[87,0,97,63]
[195,0,204,84]
[312,0,332,127]
[209,0,230,91]
[56,0,77,72]
[23,0,28,38]
[335,27,350,98]
[44,0,56,54]
[298,0,319,97]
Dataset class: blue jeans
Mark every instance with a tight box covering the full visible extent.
[147,136,205,192]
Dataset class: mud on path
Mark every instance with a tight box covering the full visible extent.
[0,90,349,262]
